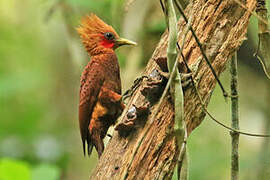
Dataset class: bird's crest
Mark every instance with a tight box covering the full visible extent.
[77,14,120,55]
[77,14,119,40]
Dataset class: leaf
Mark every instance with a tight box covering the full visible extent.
[174,70,184,133]
[0,158,31,180]
[256,1,270,79]
[31,164,60,180]
[257,32,270,79]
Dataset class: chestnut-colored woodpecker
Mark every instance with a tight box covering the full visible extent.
[77,14,136,157]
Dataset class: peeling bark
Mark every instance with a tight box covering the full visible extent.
[90,0,256,179]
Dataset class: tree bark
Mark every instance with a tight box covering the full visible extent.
[90,0,256,179]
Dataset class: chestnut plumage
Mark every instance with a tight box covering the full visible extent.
[77,14,136,157]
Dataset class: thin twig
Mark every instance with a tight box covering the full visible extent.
[176,43,270,137]
[254,55,270,79]
[173,0,229,99]
[205,107,270,137]
[175,6,194,179]
[178,144,189,180]
[177,130,188,180]
[160,0,165,14]
[230,53,240,180]
[165,0,195,179]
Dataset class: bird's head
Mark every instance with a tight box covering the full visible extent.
[77,14,136,56]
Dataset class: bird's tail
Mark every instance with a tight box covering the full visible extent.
[83,131,104,158]
[82,135,93,156]
[87,138,94,156]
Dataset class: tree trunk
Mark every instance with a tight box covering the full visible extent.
[90,0,256,179]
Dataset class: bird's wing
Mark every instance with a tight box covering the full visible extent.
[79,61,104,155]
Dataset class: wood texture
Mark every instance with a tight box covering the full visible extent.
[90,0,256,179]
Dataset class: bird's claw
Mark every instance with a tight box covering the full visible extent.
[180,72,193,90]
[115,103,150,137]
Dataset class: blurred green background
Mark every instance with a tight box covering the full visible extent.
[0,0,269,179]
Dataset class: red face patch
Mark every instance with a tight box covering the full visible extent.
[100,39,115,48]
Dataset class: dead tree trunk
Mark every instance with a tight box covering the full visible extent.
[90,0,256,179]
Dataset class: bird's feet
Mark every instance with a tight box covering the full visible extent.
[180,72,193,90]
[146,68,194,90]
[115,103,150,137]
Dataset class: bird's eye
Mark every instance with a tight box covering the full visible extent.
[104,32,114,40]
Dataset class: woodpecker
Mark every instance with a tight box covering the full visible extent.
[77,14,136,157]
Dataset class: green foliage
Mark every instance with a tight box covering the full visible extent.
[0,17,48,139]
[0,158,31,180]
[32,164,60,180]
[0,158,61,180]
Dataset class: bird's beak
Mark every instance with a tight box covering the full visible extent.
[115,38,137,47]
